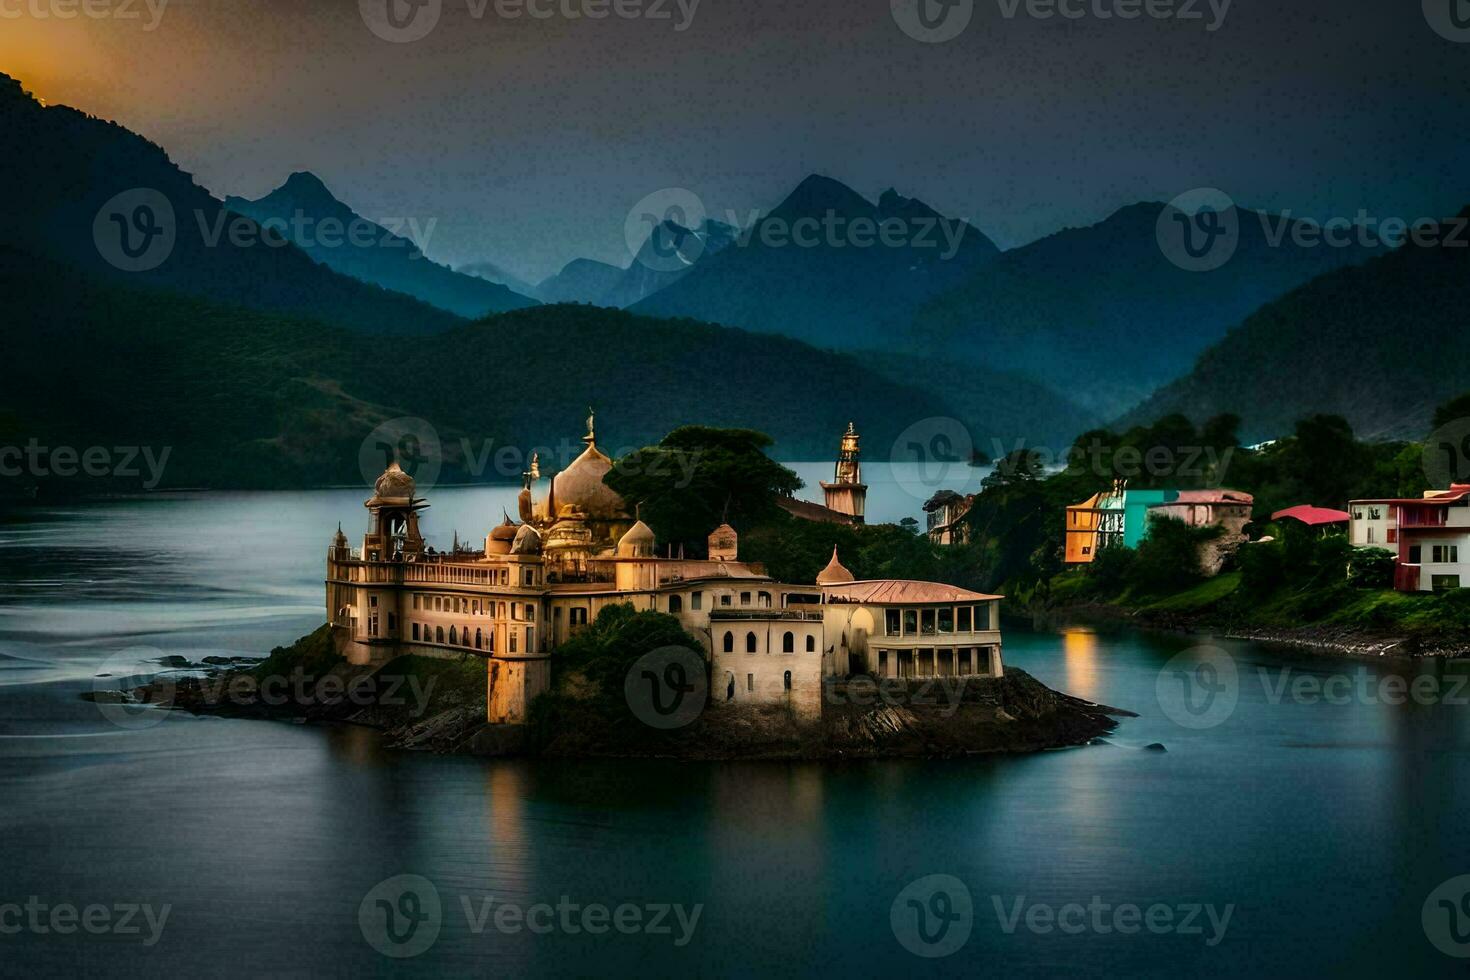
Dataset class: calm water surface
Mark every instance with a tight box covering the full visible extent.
[1,480,1468,977]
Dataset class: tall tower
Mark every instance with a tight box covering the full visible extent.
[821,422,867,523]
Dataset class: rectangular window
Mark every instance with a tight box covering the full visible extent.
[412,623,420,640]
[938,607,954,633]
[746,673,754,692]
[1432,575,1462,591]
[1410,546,1424,564]
[957,606,972,632]
[387,613,397,633]
[903,610,917,635]
[509,631,518,653]
[692,592,703,611]
[1368,528,1375,543]
[369,595,378,607]
[722,594,732,607]
[1433,545,1461,564]
[921,609,936,635]
[525,605,535,622]
[741,592,751,606]
[885,609,901,636]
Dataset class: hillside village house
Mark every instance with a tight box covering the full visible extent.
[1065,483,1254,573]
[327,418,1003,725]
[923,490,975,545]
[1350,485,1470,592]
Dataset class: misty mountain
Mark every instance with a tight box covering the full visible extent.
[603,219,737,309]
[630,175,1001,349]
[456,259,540,300]
[906,202,1384,418]
[535,257,626,305]
[0,73,464,336]
[2,243,1087,491]
[1118,208,1470,443]
[225,173,537,318]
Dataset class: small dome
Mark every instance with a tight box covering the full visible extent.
[511,523,542,555]
[374,460,415,500]
[617,520,656,558]
[490,515,519,542]
[816,546,855,585]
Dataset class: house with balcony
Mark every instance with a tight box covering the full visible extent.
[1350,485,1470,591]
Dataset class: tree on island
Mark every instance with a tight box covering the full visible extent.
[605,426,803,553]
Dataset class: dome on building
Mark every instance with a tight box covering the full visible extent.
[373,459,416,500]
[544,509,595,552]
[511,523,542,555]
[617,520,656,558]
[816,546,855,585]
[545,443,628,521]
[487,514,519,555]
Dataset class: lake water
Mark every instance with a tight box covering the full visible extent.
[2,479,1469,976]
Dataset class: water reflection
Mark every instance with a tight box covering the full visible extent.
[1061,627,1100,702]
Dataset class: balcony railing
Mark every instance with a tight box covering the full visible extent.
[709,609,825,621]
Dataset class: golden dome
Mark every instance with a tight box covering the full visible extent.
[545,443,628,521]
[816,546,855,585]
[617,520,656,558]
[373,459,415,500]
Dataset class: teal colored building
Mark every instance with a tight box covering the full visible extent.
[1120,490,1179,548]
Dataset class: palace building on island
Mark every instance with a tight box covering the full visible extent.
[326,418,1003,725]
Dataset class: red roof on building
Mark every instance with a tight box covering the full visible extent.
[1271,505,1351,526]
[822,580,1003,604]
[1349,486,1470,506]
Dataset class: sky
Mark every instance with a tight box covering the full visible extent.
[2,0,1467,281]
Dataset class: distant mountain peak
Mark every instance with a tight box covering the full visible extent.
[280,170,333,197]
[774,173,872,219]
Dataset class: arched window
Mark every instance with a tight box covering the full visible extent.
[745,632,757,653]
[723,632,734,653]
[510,631,518,653]
[435,626,444,644]
[783,670,792,691]
[475,628,483,650]
[461,628,470,647]
[669,595,683,613]
[782,631,795,653]
[806,635,816,652]
[449,626,457,645]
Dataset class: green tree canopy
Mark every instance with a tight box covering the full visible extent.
[604,426,803,553]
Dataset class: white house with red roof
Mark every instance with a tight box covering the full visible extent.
[1350,485,1470,592]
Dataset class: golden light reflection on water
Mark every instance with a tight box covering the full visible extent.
[1062,628,1100,702]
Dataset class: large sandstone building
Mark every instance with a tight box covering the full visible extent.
[326,418,1003,725]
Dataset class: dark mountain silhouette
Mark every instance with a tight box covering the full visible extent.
[2,243,1089,490]
[535,257,626,304]
[1119,208,1470,443]
[630,175,1001,349]
[0,73,463,336]
[456,259,540,300]
[603,218,737,309]
[224,172,536,318]
[906,202,1384,418]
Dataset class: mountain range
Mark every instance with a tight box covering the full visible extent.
[630,176,1002,351]
[1120,207,1470,442]
[0,74,463,337]
[225,173,537,318]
